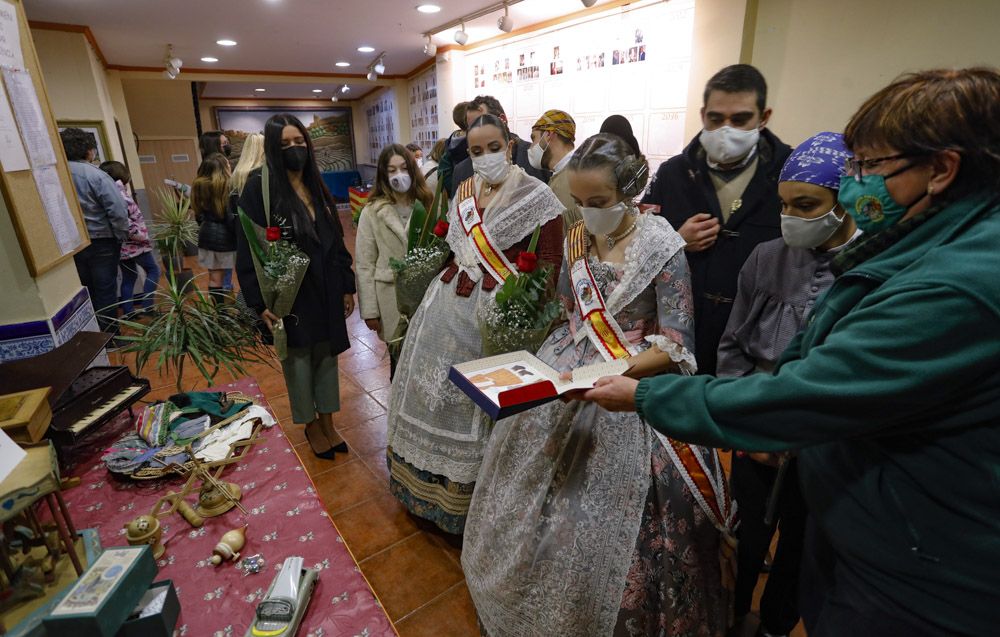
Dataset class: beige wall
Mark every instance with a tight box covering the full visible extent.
[122,78,198,139]
[0,194,81,324]
[683,0,751,140]
[105,71,145,189]
[31,29,126,163]
[750,0,1000,146]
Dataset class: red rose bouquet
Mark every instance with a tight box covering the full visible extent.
[478,225,560,356]
[238,165,311,360]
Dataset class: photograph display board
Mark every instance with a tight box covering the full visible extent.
[408,66,438,155]
[0,0,88,275]
[464,0,694,175]
[364,88,399,165]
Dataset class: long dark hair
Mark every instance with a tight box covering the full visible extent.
[262,113,337,245]
[370,144,433,210]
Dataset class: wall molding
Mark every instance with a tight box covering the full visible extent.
[27,20,108,67]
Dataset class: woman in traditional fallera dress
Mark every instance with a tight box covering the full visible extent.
[386,114,565,534]
[463,134,731,636]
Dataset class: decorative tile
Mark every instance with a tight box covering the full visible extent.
[0,334,55,362]
[53,296,97,346]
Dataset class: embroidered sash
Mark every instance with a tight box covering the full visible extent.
[457,178,517,284]
[566,222,637,361]
[662,435,737,535]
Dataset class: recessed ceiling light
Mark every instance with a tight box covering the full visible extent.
[357,46,375,53]
[216,39,237,46]
[254,88,266,92]
[416,4,441,13]
[200,56,219,63]
[312,89,322,93]
[335,61,350,67]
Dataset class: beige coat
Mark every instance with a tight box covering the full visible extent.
[548,169,582,231]
[355,197,408,342]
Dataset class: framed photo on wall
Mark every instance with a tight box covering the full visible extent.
[57,120,110,164]
[213,106,356,172]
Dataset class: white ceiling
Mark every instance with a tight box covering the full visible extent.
[25,0,615,78]
[199,81,370,100]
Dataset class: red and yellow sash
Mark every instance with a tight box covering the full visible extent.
[568,221,735,536]
[567,222,636,361]
[457,178,516,284]
[663,438,735,534]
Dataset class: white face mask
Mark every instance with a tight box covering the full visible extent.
[389,172,411,194]
[700,125,760,166]
[472,150,511,184]
[780,205,845,249]
[580,200,629,236]
[527,136,548,170]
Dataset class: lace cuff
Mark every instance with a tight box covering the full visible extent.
[644,335,697,375]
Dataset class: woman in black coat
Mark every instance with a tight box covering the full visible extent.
[236,114,356,459]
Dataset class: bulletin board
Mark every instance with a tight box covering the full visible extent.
[0,0,88,276]
[464,0,695,176]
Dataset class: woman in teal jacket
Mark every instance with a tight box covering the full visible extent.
[582,67,1000,636]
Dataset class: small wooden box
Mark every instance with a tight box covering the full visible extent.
[0,387,52,444]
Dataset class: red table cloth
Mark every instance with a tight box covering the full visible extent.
[59,378,396,637]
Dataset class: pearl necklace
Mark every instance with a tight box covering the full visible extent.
[605,213,638,249]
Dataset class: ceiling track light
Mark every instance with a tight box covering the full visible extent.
[340,84,351,94]
[497,3,513,33]
[581,0,597,6]
[365,52,387,81]
[162,44,182,79]
[426,1,525,48]
[423,35,437,57]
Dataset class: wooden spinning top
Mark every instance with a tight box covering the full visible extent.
[210,525,247,566]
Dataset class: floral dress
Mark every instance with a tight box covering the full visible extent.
[463,214,729,637]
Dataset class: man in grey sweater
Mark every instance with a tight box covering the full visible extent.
[60,127,128,335]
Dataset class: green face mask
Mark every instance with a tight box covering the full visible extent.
[838,162,926,233]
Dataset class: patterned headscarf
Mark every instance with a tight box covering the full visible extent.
[779,131,852,190]
[533,109,576,143]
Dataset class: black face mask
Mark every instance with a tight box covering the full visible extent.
[222,144,232,157]
[282,145,309,171]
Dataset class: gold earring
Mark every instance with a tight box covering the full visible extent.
[927,184,935,196]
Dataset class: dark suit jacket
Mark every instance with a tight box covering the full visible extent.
[642,128,792,374]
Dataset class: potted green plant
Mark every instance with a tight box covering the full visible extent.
[115,276,274,392]
[151,186,198,290]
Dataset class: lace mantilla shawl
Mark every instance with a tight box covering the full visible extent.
[572,212,696,371]
[446,166,564,280]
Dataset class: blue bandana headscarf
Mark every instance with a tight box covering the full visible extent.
[779,132,852,190]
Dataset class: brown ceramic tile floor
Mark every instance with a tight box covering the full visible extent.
[112,212,805,636]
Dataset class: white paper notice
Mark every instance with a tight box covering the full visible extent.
[0,85,27,171]
[33,164,81,254]
[0,427,26,484]
[3,68,57,168]
[0,0,23,71]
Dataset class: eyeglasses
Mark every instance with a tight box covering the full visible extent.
[844,153,919,182]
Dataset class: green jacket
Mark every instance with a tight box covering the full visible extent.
[635,193,1000,634]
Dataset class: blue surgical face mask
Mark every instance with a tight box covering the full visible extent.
[837,162,926,233]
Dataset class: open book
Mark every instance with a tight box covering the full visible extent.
[449,351,629,420]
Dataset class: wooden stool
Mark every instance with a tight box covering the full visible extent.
[0,442,82,578]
